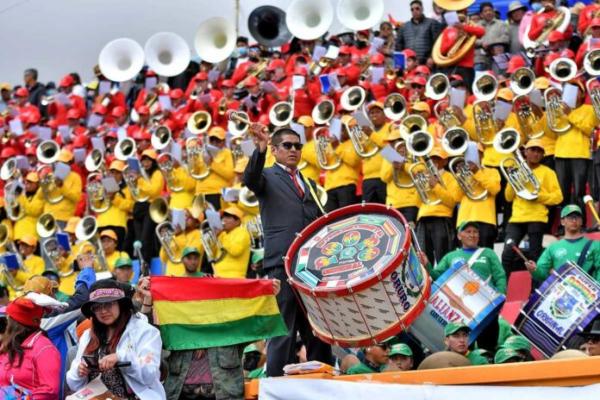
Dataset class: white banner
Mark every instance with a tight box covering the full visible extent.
[259,378,600,400]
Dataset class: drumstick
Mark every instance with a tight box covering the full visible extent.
[506,239,529,263]
[584,195,600,227]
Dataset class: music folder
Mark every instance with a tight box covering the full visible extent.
[56,232,71,252]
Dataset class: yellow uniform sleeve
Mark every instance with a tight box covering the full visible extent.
[138,170,164,201]
[213,226,251,278]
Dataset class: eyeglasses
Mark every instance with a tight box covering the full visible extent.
[91,301,117,313]
[279,142,303,151]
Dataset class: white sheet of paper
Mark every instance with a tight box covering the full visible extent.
[450,88,467,108]
[15,155,30,170]
[369,37,385,55]
[37,126,52,141]
[380,145,405,163]
[324,45,340,60]
[328,73,341,91]
[562,84,578,109]
[171,209,186,231]
[493,53,510,69]
[73,148,86,164]
[222,187,241,202]
[290,122,306,144]
[145,77,158,90]
[9,119,23,135]
[261,81,277,94]
[370,66,384,83]
[171,142,182,163]
[493,100,512,121]
[197,93,212,104]
[312,45,327,61]
[444,11,459,26]
[292,75,305,90]
[58,125,71,143]
[205,209,223,230]
[208,69,221,83]
[529,88,543,107]
[99,80,112,95]
[465,141,480,167]
[352,109,373,129]
[241,139,255,156]
[117,127,128,141]
[55,92,71,106]
[65,376,110,400]
[54,162,71,180]
[159,95,172,111]
[91,137,106,153]
[206,144,221,158]
[329,118,342,140]
[87,113,103,128]
[102,176,120,194]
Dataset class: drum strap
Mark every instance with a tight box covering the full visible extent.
[300,175,326,216]
[577,239,593,268]
[467,248,485,267]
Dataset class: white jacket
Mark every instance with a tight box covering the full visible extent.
[66,313,166,400]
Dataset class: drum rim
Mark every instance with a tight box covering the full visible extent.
[284,203,412,297]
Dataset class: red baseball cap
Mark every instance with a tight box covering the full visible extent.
[412,76,427,86]
[548,30,563,43]
[136,105,150,116]
[111,106,126,118]
[132,128,151,140]
[370,53,385,65]
[267,59,286,71]
[335,68,348,77]
[194,72,208,81]
[7,298,44,328]
[507,55,527,74]
[403,49,417,59]
[15,87,29,97]
[73,134,89,148]
[25,146,37,156]
[339,46,352,55]
[0,147,17,159]
[59,74,75,88]
[591,18,600,28]
[221,79,235,88]
[169,88,184,100]
[294,66,308,76]
[46,119,59,129]
[245,76,259,88]
[66,108,80,120]
[92,104,107,115]
[414,65,431,75]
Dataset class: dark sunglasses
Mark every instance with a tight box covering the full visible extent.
[279,142,303,150]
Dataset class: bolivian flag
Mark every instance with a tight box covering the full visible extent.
[151,276,288,350]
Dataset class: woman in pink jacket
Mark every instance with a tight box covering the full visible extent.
[0,297,60,399]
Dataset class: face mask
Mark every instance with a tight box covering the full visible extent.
[237,46,248,57]
[531,3,543,12]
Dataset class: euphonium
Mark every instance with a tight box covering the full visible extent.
[75,216,108,271]
[398,114,428,140]
[115,137,137,161]
[406,130,442,205]
[269,101,294,127]
[85,148,107,174]
[548,57,578,83]
[510,67,535,96]
[441,127,469,157]
[585,49,600,120]
[4,180,25,221]
[36,213,57,238]
[185,135,210,180]
[342,115,378,158]
[314,127,341,170]
[239,186,258,208]
[187,111,212,134]
[151,125,172,151]
[36,140,63,204]
[230,135,246,166]
[246,215,263,252]
[513,95,544,140]
[42,237,72,277]
[472,72,498,145]
[200,220,225,263]
[493,128,540,201]
[311,99,335,125]
[441,129,488,199]
[157,152,183,192]
[0,223,24,267]
[425,73,450,101]
[155,220,182,263]
[544,86,572,133]
[123,165,149,202]
[87,172,110,213]
[383,93,407,121]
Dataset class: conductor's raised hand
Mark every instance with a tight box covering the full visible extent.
[251,123,270,153]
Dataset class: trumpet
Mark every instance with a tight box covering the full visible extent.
[309,57,333,76]
[493,128,540,201]
[0,223,24,267]
[239,186,258,208]
[314,127,341,170]
[383,93,407,121]
[343,115,378,158]
[187,111,212,134]
[246,215,263,252]
[237,59,268,89]
[75,216,109,271]
[312,99,335,125]
[544,86,572,134]
[157,152,183,192]
[200,220,225,264]
[407,131,442,205]
[87,172,110,213]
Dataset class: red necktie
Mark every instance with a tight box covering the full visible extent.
[288,169,304,198]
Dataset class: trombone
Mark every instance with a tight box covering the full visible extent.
[406,131,442,205]
[493,128,540,201]
[314,127,341,170]
[150,197,183,264]
[75,216,109,271]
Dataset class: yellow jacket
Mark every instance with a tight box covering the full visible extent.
[505,164,563,223]
[473,113,522,167]
[324,139,361,190]
[535,111,556,156]
[453,167,501,226]
[97,186,133,229]
[380,159,420,208]
[43,171,82,222]
[214,225,251,278]
[195,149,235,195]
[554,104,595,159]
[162,229,203,277]
[362,123,389,180]
[57,258,77,296]
[301,139,320,182]
[417,169,459,219]
[104,250,127,272]
[168,166,196,209]
[138,170,164,202]
[13,189,44,241]
[15,254,45,287]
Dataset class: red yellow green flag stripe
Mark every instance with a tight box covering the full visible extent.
[150,276,288,350]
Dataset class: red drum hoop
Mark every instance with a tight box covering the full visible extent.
[285,203,431,347]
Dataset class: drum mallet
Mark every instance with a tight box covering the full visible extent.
[583,195,600,230]
[506,238,529,263]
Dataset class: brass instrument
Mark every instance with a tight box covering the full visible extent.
[524,6,571,58]
[312,99,335,125]
[314,127,341,170]
[42,237,72,277]
[443,129,488,201]
[0,261,24,292]
[36,213,58,238]
[151,125,172,151]
[432,21,477,67]
[187,111,212,134]
[493,128,540,201]
[383,93,407,122]
[406,130,442,205]
[471,72,498,145]
[392,142,413,189]
[340,86,366,111]
[218,97,228,115]
[0,223,24,268]
[398,114,428,140]
[269,101,294,127]
[157,152,183,192]
[544,86,572,134]
[246,215,263,252]
[510,67,535,96]
[441,127,469,157]
[585,49,600,120]
[150,197,182,264]
[239,186,258,208]
[230,135,246,166]
[75,216,108,271]
[425,73,450,101]
[87,172,110,213]
[200,220,225,264]
[85,148,107,174]
[228,111,251,136]
[185,136,210,180]
[36,140,64,204]
[115,137,137,161]
[4,180,24,221]
[548,57,578,83]
[343,115,378,158]
[237,59,269,89]
[309,57,333,76]
[0,157,19,181]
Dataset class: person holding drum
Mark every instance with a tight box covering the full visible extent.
[525,204,600,283]
[243,125,333,377]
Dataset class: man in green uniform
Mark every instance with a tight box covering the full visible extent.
[386,343,414,371]
[526,204,600,282]
[444,322,484,365]
[346,343,390,374]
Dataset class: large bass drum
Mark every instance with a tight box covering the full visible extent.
[285,203,430,348]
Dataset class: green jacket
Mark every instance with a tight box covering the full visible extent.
[428,247,507,293]
[346,361,384,375]
[533,237,600,282]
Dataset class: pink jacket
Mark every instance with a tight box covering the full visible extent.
[0,331,61,399]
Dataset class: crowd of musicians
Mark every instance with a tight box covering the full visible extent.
[2,0,600,398]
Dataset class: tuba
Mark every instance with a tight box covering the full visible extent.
[239,186,258,208]
[116,138,150,201]
[194,17,236,64]
[114,137,137,161]
[75,216,108,271]
[157,152,183,192]
[432,18,477,67]
[343,115,379,158]
[493,128,540,201]
[187,111,212,135]
[314,127,341,170]
[246,215,264,252]
[383,93,407,121]
[548,57,578,83]
[523,6,571,58]
[337,0,384,31]
[144,32,190,77]
[544,86,572,134]
[269,101,294,127]
[441,127,469,157]
[87,172,110,213]
[472,72,498,146]
[406,130,443,205]
[340,86,366,111]
[98,38,145,82]
[286,0,334,40]
[312,99,335,125]
[36,140,63,204]
[200,220,225,264]
[248,6,292,48]
[585,49,600,120]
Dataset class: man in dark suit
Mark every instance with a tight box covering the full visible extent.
[243,125,333,377]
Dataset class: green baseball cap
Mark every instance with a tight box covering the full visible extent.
[494,348,523,364]
[560,204,583,218]
[244,343,260,354]
[444,322,471,337]
[114,256,133,269]
[251,249,264,264]
[502,335,532,352]
[182,246,201,258]
[389,343,413,357]
[468,349,490,366]
[457,221,479,233]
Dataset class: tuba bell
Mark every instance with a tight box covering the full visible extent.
[312,99,335,125]
[548,57,577,82]
[75,216,108,271]
[493,128,540,201]
[37,139,60,164]
[151,125,172,151]
[144,32,191,77]
[248,6,292,48]
[337,0,384,31]
[115,137,137,161]
[314,127,341,170]
[286,0,334,40]
[383,93,407,121]
[269,101,294,127]
[342,115,379,158]
[187,111,212,134]
[157,152,183,192]
[426,73,450,100]
[340,86,366,111]
[406,130,443,205]
[472,72,498,102]
[85,148,107,174]
[200,220,225,264]
[510,67,535,96]
[239,186,259,208]
[87,172,110,213]
[98,38,145,82]
[194,17,236,63]
[0,157,19,181]
[441,127,469,157]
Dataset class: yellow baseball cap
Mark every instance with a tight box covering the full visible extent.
[64,217,81,234]
[24,275,58,296]
[412,102,431,115]
[100,229,118,241]
[524,139,545,152]
[78,241,96,256]
[430,146,448,159]
[366,101,384,111]
[386,127,403,142]
[25,172,39,183]
[20,235,38,247]
[141,149,158,160]
[57,149,74,163]
[109,160,126,172]
[0,82,11,91]
[208,127,226,140]
[497,88,514,102]
[222,205,245,220]
[534,77,551,91]
[298,115,314,127]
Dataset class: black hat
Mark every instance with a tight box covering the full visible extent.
[580,318,600,339]
[81,279,133,318]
